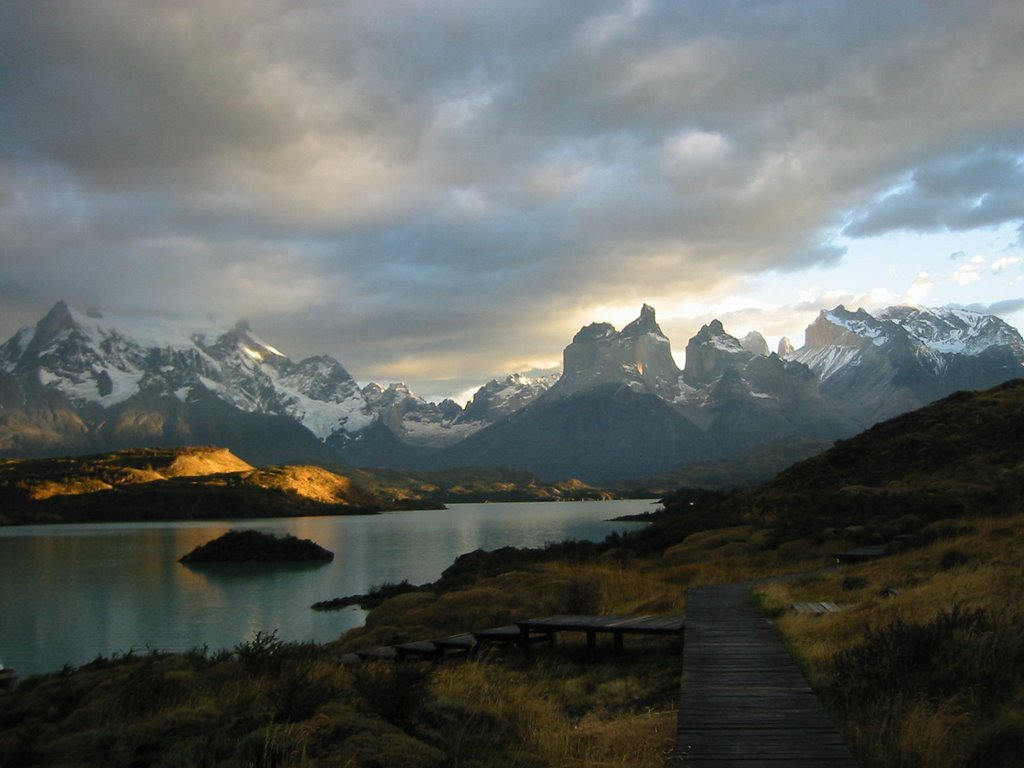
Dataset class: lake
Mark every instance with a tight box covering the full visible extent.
[0,499,656,678]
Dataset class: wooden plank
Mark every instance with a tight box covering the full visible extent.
[675,583,858,766]
[355,646,400,661]
[472,624,556,647]
[431,633,476,651]
[517,614,684,636]
[394,640,442,659]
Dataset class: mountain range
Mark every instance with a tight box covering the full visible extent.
[2,300,1022,482]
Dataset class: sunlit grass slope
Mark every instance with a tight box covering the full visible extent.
[0,447,385,524]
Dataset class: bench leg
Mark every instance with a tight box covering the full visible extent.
[614,632,624,654]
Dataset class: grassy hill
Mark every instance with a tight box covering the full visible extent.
[622,435,832,494]
[336,465,619,504]
[0,447,387,524]
[0,446,621,526]
[708,378,1024,542]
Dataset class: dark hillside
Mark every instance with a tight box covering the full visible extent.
[677,379,1024,542]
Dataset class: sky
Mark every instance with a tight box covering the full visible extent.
[2,1,1023,403]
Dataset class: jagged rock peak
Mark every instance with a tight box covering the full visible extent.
[621,304,666,339]
[740,331,769,357]
[690,319,743,350]
[31,300,77,343]
[803,307,880,349]
[556,304,680,398]
[572,322,617,343]
[778,336,795,356]
[682,319,751,387]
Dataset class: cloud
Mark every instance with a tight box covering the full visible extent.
[992,256,1022,272]
[844,150,1024,238]
[962,298,1024,316]
[953,256,986,286]
[2,1,1024,394]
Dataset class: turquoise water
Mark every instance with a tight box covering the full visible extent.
[0,499,655,677]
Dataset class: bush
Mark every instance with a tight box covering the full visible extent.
[830,605,1009,707]
[841,576,869,591]
[940,548,971,570]
[351,662,433,731]
[967,713,1024,768]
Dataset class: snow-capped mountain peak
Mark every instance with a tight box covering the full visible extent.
[877,305,1024,356]
[786,303,1024,425]
[682,319,751,386]
[1,301,375,440]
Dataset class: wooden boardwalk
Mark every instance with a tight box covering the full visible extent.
[675,583,858,766]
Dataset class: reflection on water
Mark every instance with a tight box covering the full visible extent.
[0,499,654,677]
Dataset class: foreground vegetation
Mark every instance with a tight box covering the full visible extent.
[2,381,1024,766]
[756,514,1024,768]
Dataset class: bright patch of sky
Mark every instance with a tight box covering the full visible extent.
[687,223,1024,357]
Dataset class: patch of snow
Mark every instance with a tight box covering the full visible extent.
[400,418,483,448]
[245,331,285,358]
[788,346,862,382]
[707,335,745,353]
[241,345,264,362]
[66,305,220,352]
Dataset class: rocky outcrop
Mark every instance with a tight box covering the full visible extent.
[179,530,334,563]
[682,320,753,387]
[458,373,558,423]
[740,331,770,357]
[555,304,681,398]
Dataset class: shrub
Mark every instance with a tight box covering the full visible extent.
[829,605,1004,706]
[841,575,869,591]
[940,548,971,570]
[967,713,1024,768]
[235,630,285,675]
[271,666,340,722]
[351,662,433,731]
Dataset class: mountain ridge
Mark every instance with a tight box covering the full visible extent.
[3,300,1022,483]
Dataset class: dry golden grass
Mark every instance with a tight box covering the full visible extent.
[433,658,678,768]
[242,465,359,504]
[163,447,253,477]
[543,561,685,615]
[752,513,1024,767]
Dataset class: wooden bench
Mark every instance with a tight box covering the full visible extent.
[518,614,685,654]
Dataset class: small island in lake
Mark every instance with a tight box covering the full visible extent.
[179,529,334,563]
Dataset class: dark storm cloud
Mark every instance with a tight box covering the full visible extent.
[845,150,1024,237]
[2,0,1024,391]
